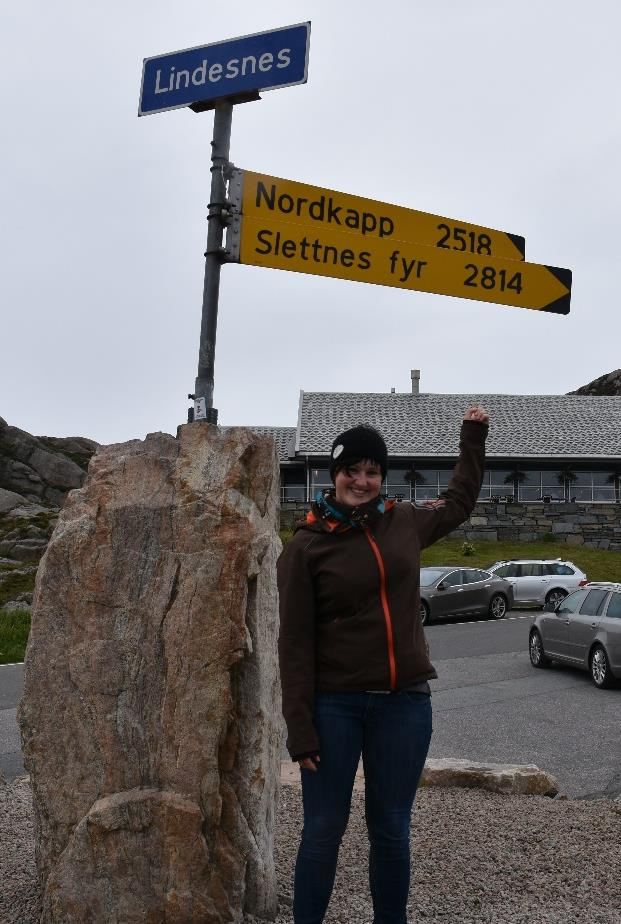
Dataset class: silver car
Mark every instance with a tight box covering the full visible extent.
[529,583,621,688]
[486,559,587,609]
[419,566,514,625]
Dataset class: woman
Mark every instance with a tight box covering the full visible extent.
[277,405,489,924]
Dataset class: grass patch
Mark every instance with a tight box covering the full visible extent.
[278,529,620,582]
[0,569,36,608]
[0,609,31,664]
[421,538,621,582]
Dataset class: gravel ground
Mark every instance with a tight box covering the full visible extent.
[0,778,40,924]
[1,778,620,924]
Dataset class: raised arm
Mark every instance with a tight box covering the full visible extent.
[415,405,489,548]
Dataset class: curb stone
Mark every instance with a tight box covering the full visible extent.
[281,758,560,797]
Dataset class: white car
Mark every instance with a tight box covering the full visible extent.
[486,559,587,609]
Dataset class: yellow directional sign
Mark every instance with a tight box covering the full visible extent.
[237,169,526,261]
[235,213,571,314]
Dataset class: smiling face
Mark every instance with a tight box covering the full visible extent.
[334,459,383,507]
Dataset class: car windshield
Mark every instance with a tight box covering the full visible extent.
[420,568,449,586]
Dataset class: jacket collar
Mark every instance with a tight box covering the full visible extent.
[305,491,394,532]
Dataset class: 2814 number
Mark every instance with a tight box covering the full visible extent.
[463,264,523,294]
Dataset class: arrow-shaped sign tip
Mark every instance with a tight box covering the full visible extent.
[543,266,572,315]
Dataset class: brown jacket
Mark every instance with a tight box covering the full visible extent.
[277,419,487,759]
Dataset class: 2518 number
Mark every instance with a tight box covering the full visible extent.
[437,224,492,255]
[464,264,523,294]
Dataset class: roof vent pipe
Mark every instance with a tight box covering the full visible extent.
[390,387,396,394]
[411,369,420,396]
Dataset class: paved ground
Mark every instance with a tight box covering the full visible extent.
[0,664,23,782]
[426,613,621,799]
[3,612,620,796]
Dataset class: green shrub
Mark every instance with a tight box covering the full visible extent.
[542,532,556,542]
[461,541,476,556]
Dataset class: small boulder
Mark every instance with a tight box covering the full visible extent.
[420,758,559,796]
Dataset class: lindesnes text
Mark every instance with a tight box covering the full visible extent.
[154,49,292,94]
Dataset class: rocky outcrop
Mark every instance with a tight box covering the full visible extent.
[18,424,282,923]
[569,369,621,396]
[0,487,31,515]
[0,497,58,610]
[0,419,98,610]
[0,417,97,508]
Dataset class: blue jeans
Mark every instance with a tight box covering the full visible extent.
[293,691,432,924]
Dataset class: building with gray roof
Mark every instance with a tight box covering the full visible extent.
[250,370,621,507]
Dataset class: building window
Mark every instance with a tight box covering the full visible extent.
[281,468,307,503]
[478,470,515,501]
[518,471,565,502]
[385,468,412,501]
[304,466,619,505]
[281,484,306,502]
[411,469,452,501]
[571,472,616,503]
[310,468,332,498]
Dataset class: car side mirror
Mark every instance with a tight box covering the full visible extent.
[436,582,446,591]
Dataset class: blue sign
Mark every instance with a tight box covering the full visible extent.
[139,22,310,116]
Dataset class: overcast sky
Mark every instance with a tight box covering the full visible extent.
[2,1,620,444]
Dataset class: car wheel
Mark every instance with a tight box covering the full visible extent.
[545,588,567,609]
[590,644,615,689]
[529,630,551,668]
[420,600,431,626]
[489,593,507,620]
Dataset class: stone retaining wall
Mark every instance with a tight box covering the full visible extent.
[280,501,621,549]
[450,501,621,549]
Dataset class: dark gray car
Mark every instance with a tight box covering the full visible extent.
[529,583,621,688]
[419,566,514,625]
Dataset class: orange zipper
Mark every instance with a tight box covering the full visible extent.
[364,528,397,689]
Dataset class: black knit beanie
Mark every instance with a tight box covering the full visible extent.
[329,425,388,481]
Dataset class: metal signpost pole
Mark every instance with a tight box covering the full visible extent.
[190,100,233,424]
[139,24,310,424]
